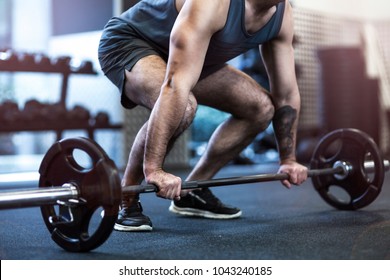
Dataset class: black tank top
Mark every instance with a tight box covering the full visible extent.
[120,0,286,66]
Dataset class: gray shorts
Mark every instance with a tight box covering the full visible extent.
[98,17,226,109]
[98,18,165,109]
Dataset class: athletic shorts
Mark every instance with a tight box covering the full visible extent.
[98,17,226,109]
[98,18,162,109]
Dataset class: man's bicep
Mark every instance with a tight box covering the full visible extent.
[261,36,298,104]
[166,21,211,90]
[261,41,296,95]
[166,1,225,90]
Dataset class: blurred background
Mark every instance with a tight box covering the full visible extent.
[1,0,390,180]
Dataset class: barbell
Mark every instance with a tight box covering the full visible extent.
[0,128,388,252]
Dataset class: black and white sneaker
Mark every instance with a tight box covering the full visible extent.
[169,188,242,219]
[114,202,153,232]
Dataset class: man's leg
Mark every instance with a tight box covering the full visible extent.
[117,55,197,231]
[191,65,274,178]
[169,65,275,218]
[115,55,165,231]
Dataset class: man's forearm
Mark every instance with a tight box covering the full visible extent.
[144,86,188,175]
[272,105,298,162]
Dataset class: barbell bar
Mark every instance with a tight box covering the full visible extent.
[1,159,387,210]
[0,128,388,252]
[122,160,388,194]
[0,160,386,210]
[0,183,78,210]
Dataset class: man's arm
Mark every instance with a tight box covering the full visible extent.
[261,1,307,187]
[144,0,228,199]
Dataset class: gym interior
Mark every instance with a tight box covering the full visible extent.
[1,0,390,261]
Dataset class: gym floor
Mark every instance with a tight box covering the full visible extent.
[0,163,389,260]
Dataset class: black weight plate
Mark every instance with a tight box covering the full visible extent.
[310,129,384,210]
[39,137,121,252]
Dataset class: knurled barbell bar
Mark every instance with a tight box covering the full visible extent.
[0,128,388,252]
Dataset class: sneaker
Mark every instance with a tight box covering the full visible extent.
[169,188,242,219]
[114,202,153,232]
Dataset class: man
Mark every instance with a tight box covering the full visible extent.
[98,0,308,232]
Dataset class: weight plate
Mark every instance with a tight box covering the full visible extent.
[38,137,121,252]
[310,128,384,210]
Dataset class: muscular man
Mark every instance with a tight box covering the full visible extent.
[98,0,308,232]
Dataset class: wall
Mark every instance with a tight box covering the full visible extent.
[1,0,124,169]
[292,5,390,152]
[11,0,52,51]
[293,0,390,21]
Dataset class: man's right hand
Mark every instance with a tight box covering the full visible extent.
[146,169,182,200]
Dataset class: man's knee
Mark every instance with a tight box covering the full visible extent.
[173,94,198,137]
[246,94,275,133]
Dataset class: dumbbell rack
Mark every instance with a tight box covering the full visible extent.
[0,51,122,141]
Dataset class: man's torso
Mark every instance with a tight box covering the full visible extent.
[119,0,286,66]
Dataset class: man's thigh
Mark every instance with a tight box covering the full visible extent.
[123,55,167,110]
[193,65,271,119]
[124,57,271,117]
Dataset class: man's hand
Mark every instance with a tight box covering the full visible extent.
[146,169,182,200]
[277,160,308,188]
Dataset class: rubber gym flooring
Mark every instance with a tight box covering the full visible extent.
[1,163,390,260]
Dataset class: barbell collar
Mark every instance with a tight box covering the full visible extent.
[0,183,78,210]
[333,161,352,180]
